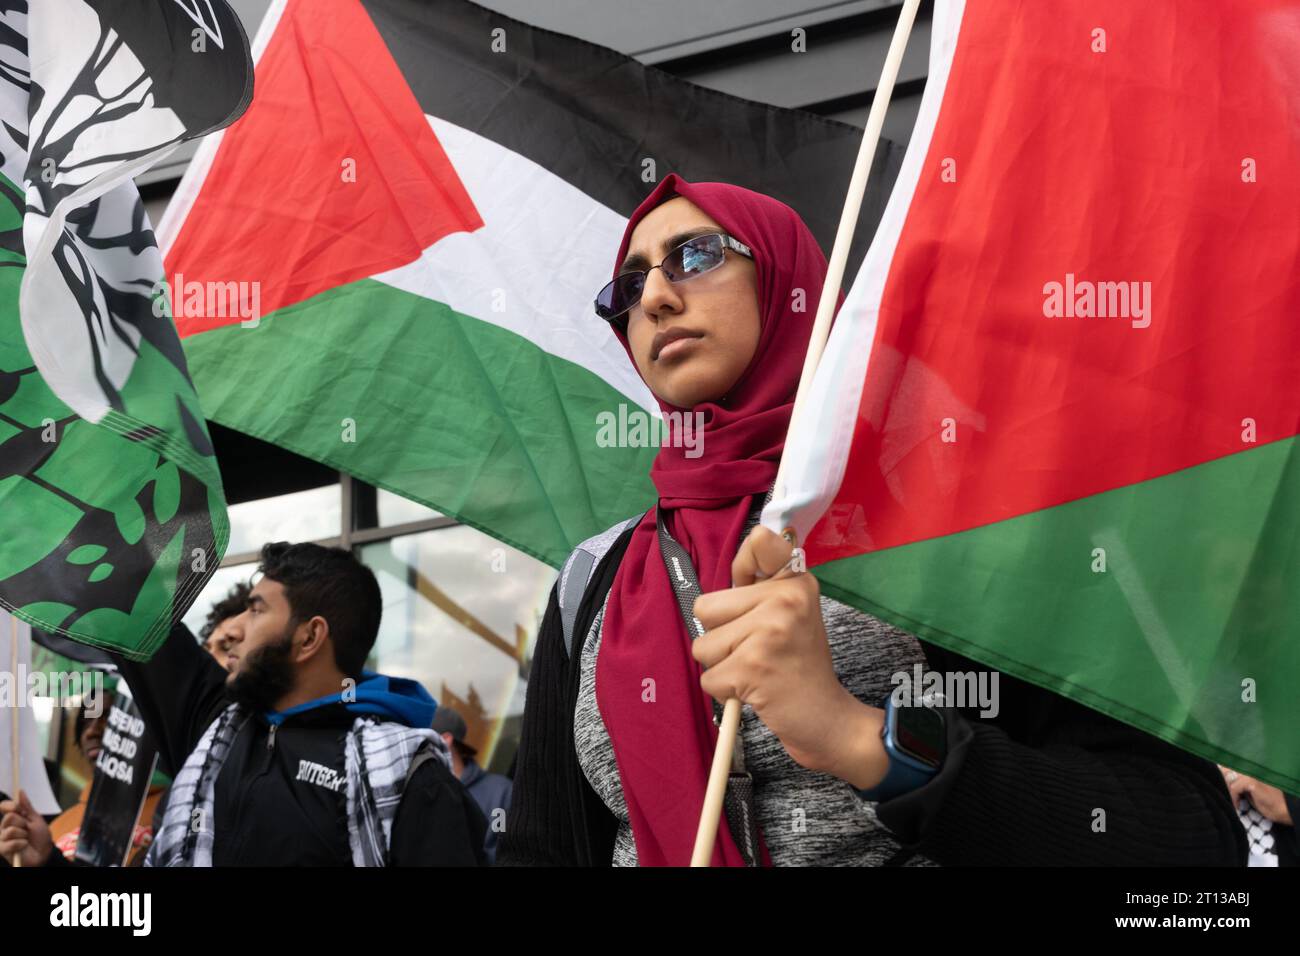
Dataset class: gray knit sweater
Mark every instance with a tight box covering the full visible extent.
[573,589,937,866]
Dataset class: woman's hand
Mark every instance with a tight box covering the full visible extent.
[0,790,55,867]
[692,525,889,790]
[1220,767,1295,826]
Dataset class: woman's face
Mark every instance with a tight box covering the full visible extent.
[78,693,113,764]
[621,197,761,408]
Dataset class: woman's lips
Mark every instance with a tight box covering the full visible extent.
[655,327,707,361]
[660,338,702,364]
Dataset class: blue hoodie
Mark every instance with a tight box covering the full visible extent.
[264,671,438,728]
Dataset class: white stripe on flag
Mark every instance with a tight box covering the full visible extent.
[372,115,658,415]
[762,0,969,543]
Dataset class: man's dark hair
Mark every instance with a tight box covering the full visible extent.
[256,542,382,678]
[201,581,252,640]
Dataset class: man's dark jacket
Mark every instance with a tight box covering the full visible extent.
[460,761,512,864]
[115,624,486,866]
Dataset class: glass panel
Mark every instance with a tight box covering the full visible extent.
[181,561,258,639]
[376,488,443,526]
[361,526,557,774]
[226,484,340,556]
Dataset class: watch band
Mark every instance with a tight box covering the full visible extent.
[855,694,942,803]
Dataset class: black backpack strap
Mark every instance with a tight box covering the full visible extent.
[558,512,646,659]
[402,743,442,804]
[559,550,596,655]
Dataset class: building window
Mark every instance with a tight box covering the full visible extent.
[376,488,442,526]
[226,484,341,557]
[181,561,259,637]
[361,525,556,774]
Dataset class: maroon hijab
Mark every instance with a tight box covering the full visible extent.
[595,174,834,865]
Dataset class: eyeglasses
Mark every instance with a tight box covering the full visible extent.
[594,232,753,326]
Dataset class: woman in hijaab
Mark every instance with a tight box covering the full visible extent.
[500,174,1244,867]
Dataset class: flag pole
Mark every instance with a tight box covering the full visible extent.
[690,0,924,867]
[9,613,20,867]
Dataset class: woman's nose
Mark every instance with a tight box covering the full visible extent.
[639,266,682,318]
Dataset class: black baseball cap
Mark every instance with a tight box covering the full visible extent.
[431,705,477,756]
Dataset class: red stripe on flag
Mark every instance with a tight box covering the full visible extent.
[811,0,1300,562]
[165,0,482,337]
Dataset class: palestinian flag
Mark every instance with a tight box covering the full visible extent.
[767,0,1300,791]
[159,0,903,567]
[0,1,252,659]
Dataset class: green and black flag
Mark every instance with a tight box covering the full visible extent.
[0,0,253,659]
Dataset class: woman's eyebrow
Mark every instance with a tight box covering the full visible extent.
[619,226,721,274]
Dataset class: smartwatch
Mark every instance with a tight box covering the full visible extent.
[855,693,947,803]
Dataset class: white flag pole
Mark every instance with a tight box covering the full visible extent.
[690,0,924,867]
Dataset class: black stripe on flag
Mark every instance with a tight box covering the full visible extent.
[359,0,904,282]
